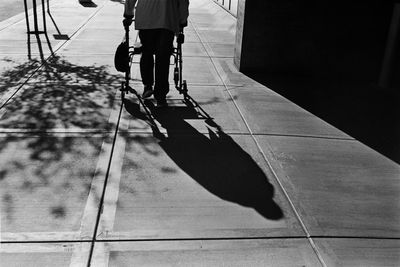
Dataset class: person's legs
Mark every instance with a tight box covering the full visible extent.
[153,29,174,102]
[139,30,155,90]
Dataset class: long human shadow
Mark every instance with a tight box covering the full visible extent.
[125,99,284,220]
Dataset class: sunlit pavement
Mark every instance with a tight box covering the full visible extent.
[0,0,399,266]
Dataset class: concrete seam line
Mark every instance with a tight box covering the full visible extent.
[190,10,328,267]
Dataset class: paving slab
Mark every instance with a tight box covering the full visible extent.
[60,38,121,55]
[181,42,209,57]
[314,238,400,267]
[0,24,68,57]
[1,0,399,266]
[0,0,111,103]
[0,83,21,109]
[0,55,42,86]
[230,86,351,138]
[0,133,108,241]
[91,239,322,266]
[70,28,126,42]
[0,242,90,267]
[181,30,202,43]
[190,7,236,29]
[173,57,223,85]
[0,53,123,132]
[256,135,400,238]
[204,42,235,58]
[212,57,265,87]
[193,20,237,32]
[97,132,303,240]
[0,81,121,132]
[191,18,236,32]
[0,54,38,107]
[0,0,107,54]
[197,29,236,44]
[43,54,125,78]
[0,38,56,57]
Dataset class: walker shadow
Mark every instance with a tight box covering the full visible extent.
[125,99,284,220]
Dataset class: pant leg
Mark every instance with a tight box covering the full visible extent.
[139,30,155,87]
[153,29,175,100]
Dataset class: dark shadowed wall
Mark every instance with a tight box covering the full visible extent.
[235,0,398,84]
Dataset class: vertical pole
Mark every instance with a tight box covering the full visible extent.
[179,42,183,90]
[379,3,400,88]
[125,24,130,87]
[23,0,30,33]
[23,0,32,58]
[41,0,47,32]
[32,0,39,33]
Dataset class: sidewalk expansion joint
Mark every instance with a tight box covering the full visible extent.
[252,132,355,141]
[190,15,328,267]
[86,90,124,267]
[1,240,93,244]
[311,236,400,240]
[92,236,309,243]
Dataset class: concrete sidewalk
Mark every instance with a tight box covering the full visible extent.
[0,0,399,266]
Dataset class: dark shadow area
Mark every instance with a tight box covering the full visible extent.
[237,1,400,163]
[45,0,70,40]
[0,54,117,131]
[79,0,98,8]
[124,98,284,220]
[247,73,400,164]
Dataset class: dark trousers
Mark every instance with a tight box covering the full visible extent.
[139,29,174,100]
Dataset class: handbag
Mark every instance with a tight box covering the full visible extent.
[114,41,129,73]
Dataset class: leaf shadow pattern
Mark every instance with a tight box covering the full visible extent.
[0,54,122,229]
[125,99,284,220]
[0,55,117,131]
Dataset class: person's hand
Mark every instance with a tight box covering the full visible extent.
[180,20,188,28]
[123,15,133,27]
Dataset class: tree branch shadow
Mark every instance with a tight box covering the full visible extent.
[0,46,121,227]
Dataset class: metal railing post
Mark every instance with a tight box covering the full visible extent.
[25,0,47,34]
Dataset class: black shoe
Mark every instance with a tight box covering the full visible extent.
[142,85,154,99]
[156,98,168,107]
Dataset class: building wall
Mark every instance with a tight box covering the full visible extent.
[235,0,398,85]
